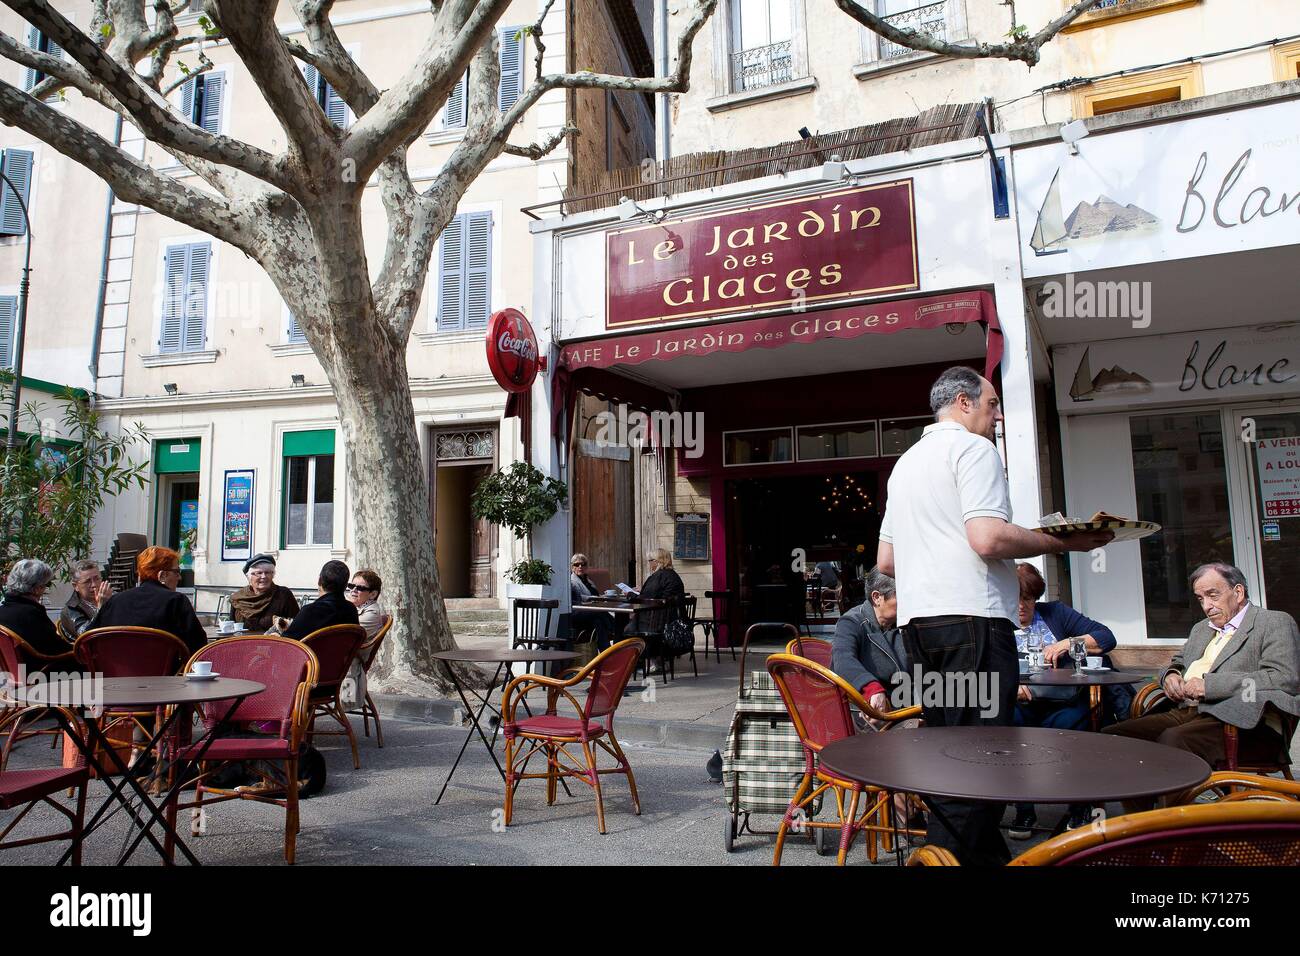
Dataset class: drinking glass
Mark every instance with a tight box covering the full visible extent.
[1027,623,1045,672]
[1070,635,1088,676]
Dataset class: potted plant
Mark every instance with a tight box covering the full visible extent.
[470,461,568,599]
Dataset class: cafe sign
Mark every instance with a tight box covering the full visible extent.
[605,181,919,330]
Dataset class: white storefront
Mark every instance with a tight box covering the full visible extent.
[1013,87,1300,644]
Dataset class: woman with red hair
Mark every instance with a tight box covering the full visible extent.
[90,546,207,654]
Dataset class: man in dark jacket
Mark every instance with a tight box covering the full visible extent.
[0,559,72,659]
[831,567,910,719]
[284,560,359,640]
[90,546,207,655]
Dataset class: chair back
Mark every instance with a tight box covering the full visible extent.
[586,568,612,594]
[186,636,318,738]
[580,638,645,722]
[512,598,558,645]
[0,626,24,687]
[54,618,76,645]
[74,626,190,678]
[357,615,393,673]
[682,594,698,625]
[1010,801,1300,866]
[785,636,833,668]
[628,595,679,637]
[766,653,858,756]
[300,624,367,690]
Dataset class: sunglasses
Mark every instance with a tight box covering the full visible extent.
[572,562,587,567]
[345,584,373,592]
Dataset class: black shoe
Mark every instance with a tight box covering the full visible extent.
[1066,807,1095,830]
[1009,807,1037,840]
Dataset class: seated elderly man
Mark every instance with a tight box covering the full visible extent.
[1104,562,1300,798]
[831,566,909,719]
[283,560,359,640]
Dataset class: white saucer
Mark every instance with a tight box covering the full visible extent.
[1081,666,1110,672]
[186,672,221,681]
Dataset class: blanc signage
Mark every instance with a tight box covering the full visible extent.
[605,181,919,330]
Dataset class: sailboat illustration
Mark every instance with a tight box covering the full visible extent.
[1069,346,1153,402]
[1030,168,1069,256]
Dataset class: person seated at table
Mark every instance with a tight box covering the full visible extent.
[0,558,72,658]
[228,553,299,632]
[1009,563,1120,837]
[831,566,909,724]
[59,559,113,640]
[282,560,359,640]
[1103,562,1300,810]
[345,569,385,639]
[569,554,613,649]
[90,546,207,655]
[638,549,685,602]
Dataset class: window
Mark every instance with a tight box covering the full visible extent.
[879,416,930,456]
[728,0,798,92]
[23,26,62,91]
[301,63,350,129]
[0,148,33,237]
[1074,64,1202,118]
[435,211,492,331]
[724,428,793,466]
[440,28,526,130]
[286,311,307,345]
[0,295,15,369]
[179,72,224,134]
[1273,40,1300,81]
[283,430,336,547]
[796,421,879,462]
[159,241,211,353]
[860,1,961,64]
[1061,0,1202,33]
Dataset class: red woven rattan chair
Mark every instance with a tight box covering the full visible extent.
[300,624,367,769]
[0,706,88,864]
[784,636,834,668]
[0,625,77,769]
[767,653,921,866]
[165,636,318,864]
[502,638,644,834]
[346,614,392,748]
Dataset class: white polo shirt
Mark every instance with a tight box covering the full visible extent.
[878,421,1019,626]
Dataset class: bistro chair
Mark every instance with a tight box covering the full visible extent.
[0,625,76,769]
[701,590,734,663]
[784,636,834,669]
[0,708,88,864]
[1131,680,1297,778]
[511,598,565,675]
[1180,771,1300,804]
[166,636,318,865]
[301,624,368,770]
[54,618,77,645]
[346,614,393,749]
[627,595,680,683]
[501,638,645,834]
[681,594,701,678]
[766,653,922,866]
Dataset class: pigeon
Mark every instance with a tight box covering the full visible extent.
[706,749,723,784]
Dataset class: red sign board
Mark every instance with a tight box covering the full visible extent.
[605,181,918,330]
[486,308,541,394]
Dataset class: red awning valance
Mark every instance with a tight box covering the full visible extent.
[559,289,1003,381]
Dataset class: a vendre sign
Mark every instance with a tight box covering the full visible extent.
[605,181,919,330]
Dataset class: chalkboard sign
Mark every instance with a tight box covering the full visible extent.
[674,513,710,562]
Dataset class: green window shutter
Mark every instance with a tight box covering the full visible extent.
[154,437,201,473]
[283,429,336,458]
[0,148,34,237]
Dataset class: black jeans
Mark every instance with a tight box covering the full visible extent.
[903,614,1018,865]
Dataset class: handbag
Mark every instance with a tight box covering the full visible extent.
[662,617,694,656]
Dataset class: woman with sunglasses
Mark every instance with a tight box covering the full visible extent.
[344,569,385,638]
[569,554,614,649]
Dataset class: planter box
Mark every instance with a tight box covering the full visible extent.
[505,583,547,601]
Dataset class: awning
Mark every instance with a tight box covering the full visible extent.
[558,289,1003,381]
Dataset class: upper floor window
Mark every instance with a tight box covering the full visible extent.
[159,241,211,353]
[23,26,62,91]
[1073,64,1202,118]
[727,0,802,93]
[0,295,16,369]
[286,310,307,345]
[859,1,968,69]
[0,148,34,237]
[439,28,526,130]
[301,64,351,129]
[435,211,492,332]
[179,72,224,134]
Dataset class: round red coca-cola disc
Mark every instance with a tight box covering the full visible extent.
[485,308,540,394]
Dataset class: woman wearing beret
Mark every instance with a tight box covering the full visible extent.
[229,553,299,632]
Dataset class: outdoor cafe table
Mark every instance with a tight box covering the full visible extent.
[1020,668,1151,731]
[818,726,1210,864]
[14,675,264,866]
[430,648,579,805]
[571,596,667,616]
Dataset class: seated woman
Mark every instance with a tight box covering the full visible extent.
[91,546,207,654]
[0,559,73,659]
[1010,563,1121,838]
[638,548,685,602]
[569,554,613,649]
[229,554,299,632]
[342,569,385,709]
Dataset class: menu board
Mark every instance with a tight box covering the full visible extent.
[674,513,710,562]
[221,470,255,561]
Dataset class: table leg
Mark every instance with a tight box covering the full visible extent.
[435,663,508,805]
[1089,685,1102,733]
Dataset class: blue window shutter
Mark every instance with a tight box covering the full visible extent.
[301,62,321,103]
[498,29,524,111]
[443,73,467,129]
[324,82,349,129]
[287,311,306,343]
[464,211,492,328]
[0,296,16,369]
[199,74,223,133]
[0,149,34,237]
[160,246,186,353]
[180,76,196,123]
[436,214,465,331]
[24,27,40,91]
[184,243,210,352]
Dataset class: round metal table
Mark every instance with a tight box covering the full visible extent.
[1020,667,1151,730]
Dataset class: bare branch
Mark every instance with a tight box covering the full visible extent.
[529,0,558,82]
[160,51,212,97]
[833,0,1103,66]
[502,124,574,160]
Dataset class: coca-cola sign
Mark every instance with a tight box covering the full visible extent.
[486,308,541,393]
[606,181,918,330]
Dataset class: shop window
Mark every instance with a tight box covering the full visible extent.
[435,211,492,332]
[1273,40,1300,81]
[1130,412,1231,641]
[1074,64,1202,118]
[796,421,878,462]
[159,241,211,353]
[879,416,930,456]
[283,429,336,547]
[725,0,808,94]
[0,148,34,237]
[724,427,793,466]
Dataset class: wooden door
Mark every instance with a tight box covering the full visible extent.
[573,445,634,587]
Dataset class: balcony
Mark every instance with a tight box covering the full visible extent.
[730,39,797,92]
[879,1,948,60]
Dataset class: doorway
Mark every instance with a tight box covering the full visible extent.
[155,474,200,551]
[430,428,497,599]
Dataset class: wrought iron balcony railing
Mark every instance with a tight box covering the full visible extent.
[730,39,796,92]
[879,1,948,60]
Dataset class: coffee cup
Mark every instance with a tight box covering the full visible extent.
[1086,656,1103,669]
[219,620,237,634]
[190,661,213,677]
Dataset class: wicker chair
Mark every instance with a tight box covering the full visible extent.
[784,636,834,668]
[0,625,76,769]
[766,653,922,866]
[166,636,318,864]
[1180,771,1300,804]
[0,708,88,864]
[501,638,644,834]
[301,624,367,770]
[346,614,392,748]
